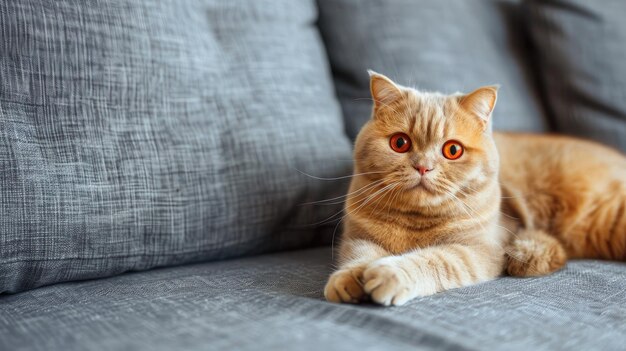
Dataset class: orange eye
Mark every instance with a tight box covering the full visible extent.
[390,133,411,153]
[442,140,464,160]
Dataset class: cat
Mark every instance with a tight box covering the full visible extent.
[324,71,626,306]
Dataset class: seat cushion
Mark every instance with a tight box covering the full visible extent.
[316,0,550,140]
[1,247,624,350]
[524,0,626,152]
[0,1,352,293]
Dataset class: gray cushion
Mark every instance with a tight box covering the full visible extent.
[0,1,352,293]
[525,0,626,152]
[1,246,625,351]
[317,0,550,140]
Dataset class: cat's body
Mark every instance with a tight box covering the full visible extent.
[497,133,626,266]
[324,72,626,306]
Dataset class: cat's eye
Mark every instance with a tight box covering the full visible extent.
[442,140,464,160]
[390,133,411,153]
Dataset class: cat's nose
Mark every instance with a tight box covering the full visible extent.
[414,165,433,176]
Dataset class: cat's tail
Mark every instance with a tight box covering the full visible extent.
[505,229,567,277]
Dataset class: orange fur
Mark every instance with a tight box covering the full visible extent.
[324,72,626,306]
[497,132,626,263]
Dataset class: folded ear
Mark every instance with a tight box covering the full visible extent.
[368,70,403,111]
[459,85,498,128]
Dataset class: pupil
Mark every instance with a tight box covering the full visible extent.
[450,145,457,155]
[396,138,405,148]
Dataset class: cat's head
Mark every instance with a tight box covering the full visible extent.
[353,71,500,209]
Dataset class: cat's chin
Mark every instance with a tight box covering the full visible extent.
[399,186,450,211]
[405,178,437,195]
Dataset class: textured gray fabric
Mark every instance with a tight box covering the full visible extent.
[0,246,625,351]
[525,0,626,152]
[0,0,352,293]
[316,0,550,140]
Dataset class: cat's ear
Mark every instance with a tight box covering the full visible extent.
[368,70,403,111]
[459,85,498,128]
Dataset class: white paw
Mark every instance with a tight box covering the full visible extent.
[324,267,366,304]
[363,257,415,306]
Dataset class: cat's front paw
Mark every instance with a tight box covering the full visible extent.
[324,267,366,304]
[363,257,415,306]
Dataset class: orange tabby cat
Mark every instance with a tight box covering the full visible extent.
[324,71,626,306]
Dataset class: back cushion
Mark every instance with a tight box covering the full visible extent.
[317,0,550,140]
[525,0,626,152]
[0,0,352,293]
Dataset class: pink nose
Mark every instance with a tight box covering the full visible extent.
[414,165,433,176]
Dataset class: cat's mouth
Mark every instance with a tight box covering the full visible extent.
[406,177,437,194]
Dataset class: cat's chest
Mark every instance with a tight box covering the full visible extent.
[364,214,450,254]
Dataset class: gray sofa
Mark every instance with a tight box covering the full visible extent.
[1,1,625,350]
[2,248,626,351]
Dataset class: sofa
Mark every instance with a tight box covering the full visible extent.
[1,1,625,350]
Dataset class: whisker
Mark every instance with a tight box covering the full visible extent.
[438,181,541,269]
[385,182,405,218]
[331,181,401,259]
[370,182,404,219]
[311,180,396,227]
[294,168,384,181]
[298,179,386,206]
[341,182,400,221]
[453,185,521,221]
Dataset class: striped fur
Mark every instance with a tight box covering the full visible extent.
[325,72,626,306]
[497,133,626,263]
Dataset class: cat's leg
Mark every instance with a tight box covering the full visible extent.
[324,238,389,304]
[362,244,504,306]
[505,229,567,277]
